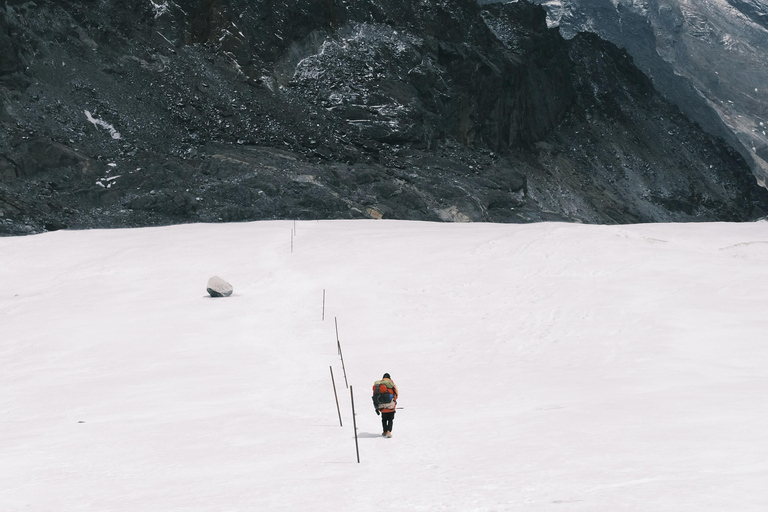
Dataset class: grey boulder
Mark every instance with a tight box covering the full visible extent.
[207,276,233,297]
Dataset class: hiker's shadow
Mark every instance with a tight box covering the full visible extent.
[358,432,384,439]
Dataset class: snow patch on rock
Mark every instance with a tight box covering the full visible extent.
[84,110,121,140]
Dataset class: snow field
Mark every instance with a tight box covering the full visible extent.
[1,219,767,511]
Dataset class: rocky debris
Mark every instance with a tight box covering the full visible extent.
[0,0,766,236]
[207,276,233,298]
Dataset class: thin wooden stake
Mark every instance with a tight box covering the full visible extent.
[330,366,342,427]
[338,341,349,389]
[335,317,340,355]
[335,317,348,388]
[350,385,360,463]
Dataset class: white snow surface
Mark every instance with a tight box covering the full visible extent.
[2,220,767,511]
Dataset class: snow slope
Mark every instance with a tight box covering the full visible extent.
[1,220,767,511]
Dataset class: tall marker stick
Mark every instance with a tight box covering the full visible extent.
[338,341,349,389]
[350,385,360,463]
[330,366,342,427]
[335,317,340,355]
[335,317,348,388]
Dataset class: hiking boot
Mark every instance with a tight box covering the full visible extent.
[385,431,392,438]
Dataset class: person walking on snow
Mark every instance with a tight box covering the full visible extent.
[372,373,398,438]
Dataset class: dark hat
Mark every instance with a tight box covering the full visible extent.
[383,373,391,379]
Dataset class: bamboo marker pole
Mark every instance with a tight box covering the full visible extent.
[350,385,360,463]
[335,317,340,355]
[338,341,349,389]
[330,366,342,426]
[335,317,348,388]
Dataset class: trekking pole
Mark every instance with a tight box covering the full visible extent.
[350,385,360,463]
[330,366,343,427]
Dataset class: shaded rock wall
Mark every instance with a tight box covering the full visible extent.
[0,0,766,235]
[519,0,768,186]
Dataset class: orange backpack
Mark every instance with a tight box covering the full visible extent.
[372,379,395,408]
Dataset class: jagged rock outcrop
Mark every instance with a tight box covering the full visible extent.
[518,0,768,186]
[0,0,766,235]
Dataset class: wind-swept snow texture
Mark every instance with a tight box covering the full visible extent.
[1,220,767,511]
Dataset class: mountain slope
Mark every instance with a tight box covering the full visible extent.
[1,0,766,235]
[519,0,768,187]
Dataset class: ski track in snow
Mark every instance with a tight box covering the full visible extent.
[1,219,767,511]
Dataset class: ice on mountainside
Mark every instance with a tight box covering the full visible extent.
[150,1,171,18]
[84,110,121,140]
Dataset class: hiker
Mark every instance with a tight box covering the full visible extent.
[372,373,398,438]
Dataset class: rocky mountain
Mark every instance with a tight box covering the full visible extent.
[516,0,768,186]
[1,0,766,235]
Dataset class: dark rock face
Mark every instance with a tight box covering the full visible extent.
[0,0,766,235]
[519,0,768,187]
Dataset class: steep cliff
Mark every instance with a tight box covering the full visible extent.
[520,0,768,186]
